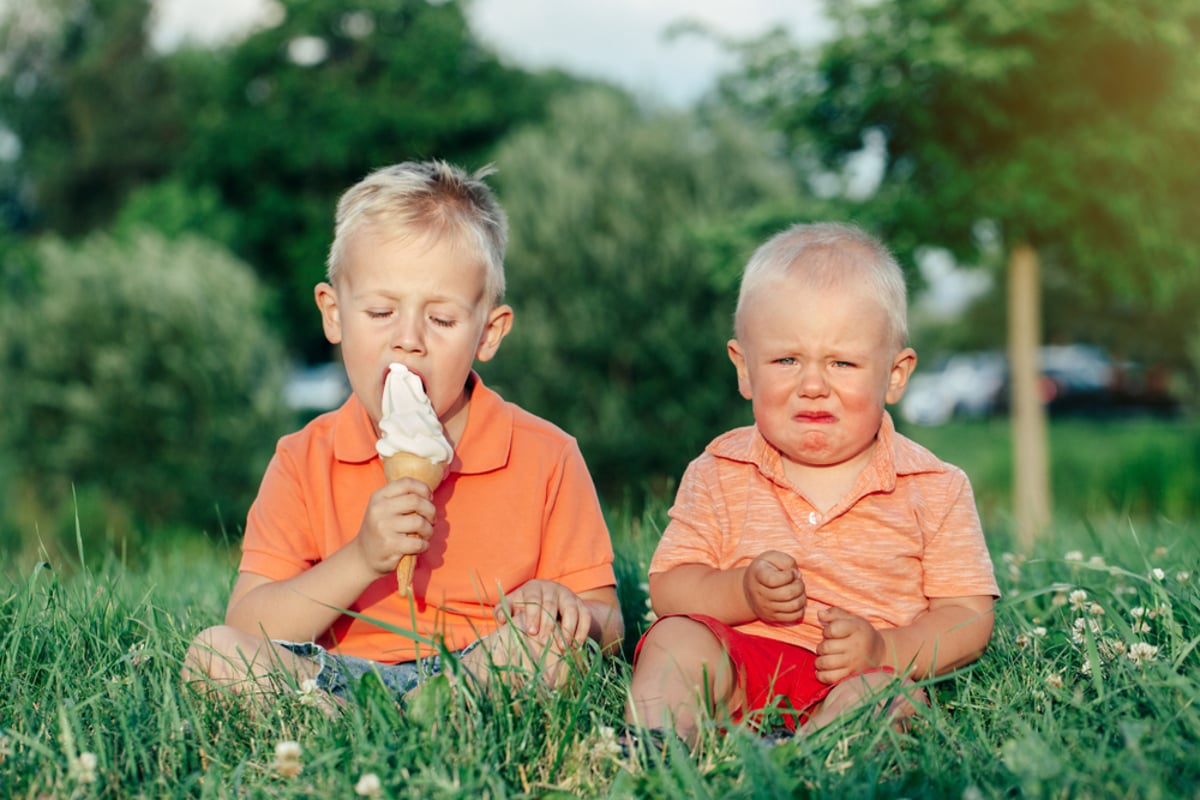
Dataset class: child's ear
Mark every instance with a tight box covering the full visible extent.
[885,347,918,404]
[475,304,513,363]
[314,282,343,345]
[727,339,753,400]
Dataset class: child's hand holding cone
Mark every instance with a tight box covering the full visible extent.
[376,364,454,595]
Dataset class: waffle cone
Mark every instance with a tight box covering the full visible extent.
[382,452,447,594]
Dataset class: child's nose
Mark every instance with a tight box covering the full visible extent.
[391,311,425,352]
[797,364,829,396]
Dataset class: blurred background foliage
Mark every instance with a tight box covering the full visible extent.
[1,0,1197,555]
[0,231,288,551]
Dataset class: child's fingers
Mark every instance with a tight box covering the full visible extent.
[558,600,592,646]
[507,599,544,635]
[818,605,854,625]
[820,615,857,642]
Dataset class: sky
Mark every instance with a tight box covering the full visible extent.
[151,0,831,107]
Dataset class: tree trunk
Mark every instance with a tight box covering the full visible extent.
[1007,241,1051,548]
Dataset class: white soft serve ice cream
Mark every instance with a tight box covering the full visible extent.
[376,363,454,463]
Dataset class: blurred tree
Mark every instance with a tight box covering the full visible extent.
[169,0,581,357]
[483,89,815,501]
[0,0,185,234]
[717,0,1200,545]
[0,231,290,533]
[1,0,583,358]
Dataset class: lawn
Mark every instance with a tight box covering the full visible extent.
[2,419,1199,798]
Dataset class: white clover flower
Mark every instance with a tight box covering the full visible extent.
[962,786,985,800]
[1088,602,1105,617]
[1045,673,1064,689]
[275,740,302,760]
[1088,555,1106,568]
[1033,626,1047,638]
[297,678,321,706]
[1177,571,1191,583]
[1068,589,1089,611]
[1071,617,1103,644]
[355,772,383,797]
[1052,592,1068,608]
[1015,632,1033,649]
[272,740,303,778]
[128,641,151,668]
[1151,568,1165,582]
[71,751,98,784]
[1133,620,1151,634]
[1099,638,1126,661]
[1065,551,1084,562]
[1127,642,1159,666]
[594,725,623,758]
[1131,606,1146,618]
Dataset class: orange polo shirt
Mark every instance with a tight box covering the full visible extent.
[649,412,999,652]
[239,373,616,662]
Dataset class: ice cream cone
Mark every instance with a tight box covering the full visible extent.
[383,452,448,594]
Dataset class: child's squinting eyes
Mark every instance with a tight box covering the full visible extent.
[363,310,456,327]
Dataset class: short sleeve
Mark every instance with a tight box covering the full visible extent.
[648,455,727,575]
[534,438,616,593]
[239,446,320,580]
[920,470,1000,598]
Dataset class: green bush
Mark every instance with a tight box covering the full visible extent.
[0,231,290,542]
[484,90,807,501]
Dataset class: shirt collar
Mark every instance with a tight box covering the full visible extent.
[709,411,941,495]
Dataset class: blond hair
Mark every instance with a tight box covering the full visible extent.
[326,160,508,306]
[734,222,908,349]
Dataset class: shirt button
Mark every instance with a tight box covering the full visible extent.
[808,512,819,525]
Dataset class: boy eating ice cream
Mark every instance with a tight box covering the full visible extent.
[184,161,623,702]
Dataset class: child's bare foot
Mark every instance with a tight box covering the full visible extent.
[805,671,927,731]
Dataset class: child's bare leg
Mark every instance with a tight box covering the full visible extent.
[182,625,323,699]
[805,671,927,731]
[625,617,740,744]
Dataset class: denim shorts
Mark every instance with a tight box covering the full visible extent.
[276,640,479,701]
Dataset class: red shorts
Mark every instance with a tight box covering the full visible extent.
[635,614,893,732]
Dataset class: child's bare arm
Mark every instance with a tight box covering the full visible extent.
[815,595,995,683]
[650,551,807,626]
[578,586,625,653]
[224,479,436,642]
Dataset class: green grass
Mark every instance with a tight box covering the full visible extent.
[900,417,1200,532]
[2,501,1198,798]
[3,418,1199,797]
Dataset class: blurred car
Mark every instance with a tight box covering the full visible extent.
[284,362,350,412]
[899,350,1005,426]
[900,344,1178,425]
[1032,344,1114,414]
